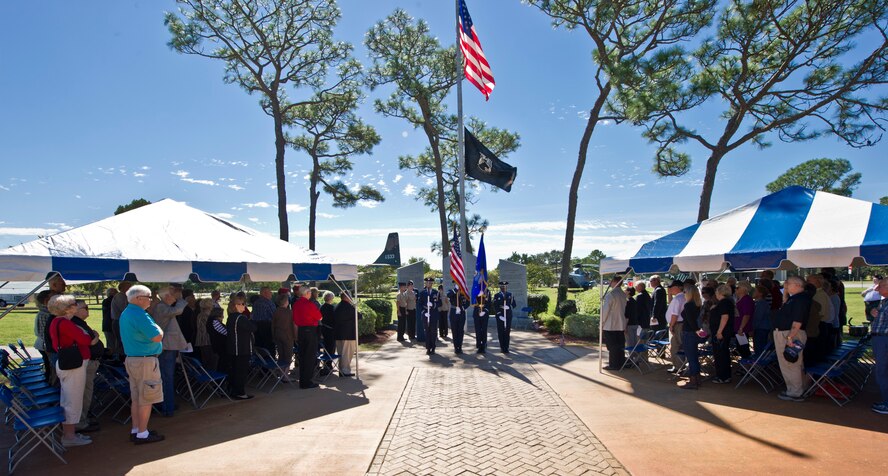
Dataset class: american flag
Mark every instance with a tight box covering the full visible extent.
[449,229,469,298]
[458,0,495,100]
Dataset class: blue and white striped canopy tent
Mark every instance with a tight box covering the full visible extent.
[600,186,888,275]
[0,199,358,283]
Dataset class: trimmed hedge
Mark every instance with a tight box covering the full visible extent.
[526,294,550,317]
[540,313,563,334]
[564,313,599,338]
[357,302,378,336]
[556,299,577,318]
[364,299,393,326]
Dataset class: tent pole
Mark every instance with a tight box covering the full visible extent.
[354,279,359,380]
[598,279,604,373]
[0,274,55,321]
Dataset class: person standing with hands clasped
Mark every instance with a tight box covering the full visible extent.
[601,276,628,370]
[448,287,469,354]
[418,278,439,355]
[773,276,811,402]
[493,282,517,354]
[710,285,736,384]
[119,285,165,444]
[293,286,323,389]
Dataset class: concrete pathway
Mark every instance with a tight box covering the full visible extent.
[4,327,887,475]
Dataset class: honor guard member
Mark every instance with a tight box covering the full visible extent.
[473,287,492,353]
[494,281,517,353]
[396,283,408,341]
[405,281,417,341]
[418,278,439,355]
[448,287,470,354]
[437,285,450,339]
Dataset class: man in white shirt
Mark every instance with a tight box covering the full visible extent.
[601,276,628,370]
[666,280,687,373]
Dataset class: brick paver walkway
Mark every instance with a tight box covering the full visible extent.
[367,361,628,476]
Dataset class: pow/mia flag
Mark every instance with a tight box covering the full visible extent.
[464,128,517,192]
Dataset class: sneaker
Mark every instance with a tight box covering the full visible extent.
[872,403,888,414]
[233,394,254,400]
[778,391,805,402]
[711,378,732,384]
[134,433,165,445]
[130,430,159,442]
[62,435,92,447]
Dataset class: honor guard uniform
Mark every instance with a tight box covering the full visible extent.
[474,288,492,353]
[417,278,439,355]
[405,281,417,341]
[437,285,450,338]
[396,282,408,341]
[448,287,470,354]
[494,281,517,353]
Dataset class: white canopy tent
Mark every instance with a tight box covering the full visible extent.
[0,198,362,376]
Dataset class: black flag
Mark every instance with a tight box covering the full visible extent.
[464,128,517,192]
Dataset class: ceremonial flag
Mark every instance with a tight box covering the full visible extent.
[471,234,488,305]
[450,229,468,298]
[458,0,495,100]
[464,128,517,192]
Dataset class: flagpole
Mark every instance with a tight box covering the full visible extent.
[455,0,469,256]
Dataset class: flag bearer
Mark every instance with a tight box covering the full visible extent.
[493,281,517,354]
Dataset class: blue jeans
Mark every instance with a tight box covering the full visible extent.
[682,332,701,376]
[873,335,888,404]
[158,350,178,414]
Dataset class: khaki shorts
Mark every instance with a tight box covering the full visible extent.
[125,356,164,406]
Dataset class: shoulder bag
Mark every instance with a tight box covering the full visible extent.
[56,319,84,370]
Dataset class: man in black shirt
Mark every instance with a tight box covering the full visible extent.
[650,276,668,330]
[773,276,811,402]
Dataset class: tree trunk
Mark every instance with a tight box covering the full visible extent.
[417,99,450,268]
[696,149,726,222]
[559,84,611,290]
[272,102,289,241]
[308,155,320,250]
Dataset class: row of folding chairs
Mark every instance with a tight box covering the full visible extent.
[0,347,66,474]
[734,342,784,392]
[802,336,874,406]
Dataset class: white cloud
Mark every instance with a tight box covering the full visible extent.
[0,226,60,236]
[45,222,73,231]
[0,185,9,191]
[243,202,271,208]
[401,131,409,138]
[182,178,217,186]
[75,195,81,199]
[173,170,190,178]
[393,174,403,183]
[248,217,260,223]
[133,173,146,177]
[214,212,234,219]
[377,179,385,186]
[424,178,434,186]
[357,200,379,209]
[286,203,307,213]
[402,184,417,197]
[140,166,151,170]
[317,213,339,219]
[228,184,244,191]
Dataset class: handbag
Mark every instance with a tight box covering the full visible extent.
[56,319,84,370]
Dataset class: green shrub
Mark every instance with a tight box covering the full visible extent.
[576,290,601,315]
[526,294,550,317]
[364,299,393,326]
[357,302,378,335]
[556,299,577,318]
[540,313,563,334]
[564,313,600,338]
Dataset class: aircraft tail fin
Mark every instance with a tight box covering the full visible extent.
[371,232,401,267]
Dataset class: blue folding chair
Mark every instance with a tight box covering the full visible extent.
[0,385,67,474]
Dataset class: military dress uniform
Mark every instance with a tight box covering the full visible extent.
[437,286,450,338]
[396,283,408,341]
[405,281,417,340]
[474,289,492,353]
[448,288,469,354]
[494,282,517,353]
[417,278,439,355]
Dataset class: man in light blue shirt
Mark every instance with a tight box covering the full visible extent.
[120,284,165,444]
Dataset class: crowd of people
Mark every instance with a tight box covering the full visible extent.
[600,269,887,414]
[394,278,515,356]
[29,276,363,448]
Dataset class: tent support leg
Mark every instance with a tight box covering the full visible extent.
[598,280,604,373]
[0,274,56,321]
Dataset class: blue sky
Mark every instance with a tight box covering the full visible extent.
[0,0,885,269]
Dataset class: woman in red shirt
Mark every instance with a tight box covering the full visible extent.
[48,294,99,447]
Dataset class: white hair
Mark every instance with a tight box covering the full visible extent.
[126,284,152,302]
